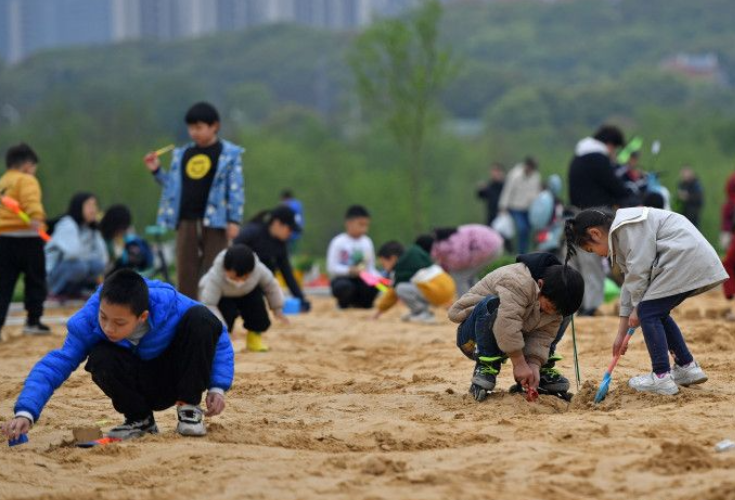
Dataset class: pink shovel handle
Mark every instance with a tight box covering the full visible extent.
[606,328,636,373]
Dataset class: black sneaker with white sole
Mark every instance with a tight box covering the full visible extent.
[23,321,51,335]
[107,415,159,440]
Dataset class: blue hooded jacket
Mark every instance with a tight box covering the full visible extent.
[14,280,235,422]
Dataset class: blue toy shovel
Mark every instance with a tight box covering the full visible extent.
[594,328,636,404]
[8,434,28,447]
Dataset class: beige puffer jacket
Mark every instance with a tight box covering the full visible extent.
[448,263,562,366]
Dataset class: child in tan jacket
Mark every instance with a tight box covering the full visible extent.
[0,143,49,338]
[449,253,584,401]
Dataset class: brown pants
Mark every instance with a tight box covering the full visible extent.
[176,219,228,300]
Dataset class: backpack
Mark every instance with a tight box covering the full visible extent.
[118,235,154,271]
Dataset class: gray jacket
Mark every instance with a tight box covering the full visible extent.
[610,207,727,316]
[199,250,284,323]
[45,215,109,273]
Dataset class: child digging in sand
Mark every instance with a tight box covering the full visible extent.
[565,207,727,395]
[327,205,379,309]
[374,241,456,324]
[449,253,584,401]
[1,269,234,442]
[199,244,287,352]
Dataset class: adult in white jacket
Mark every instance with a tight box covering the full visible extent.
[498,157,541,254]
[565,207,727,396]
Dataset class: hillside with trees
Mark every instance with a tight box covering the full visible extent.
[1,0,734,253]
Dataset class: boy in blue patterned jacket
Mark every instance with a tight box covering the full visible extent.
[144,102,245,299]
[1,269,235,441]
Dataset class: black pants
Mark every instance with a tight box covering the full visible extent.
[84,306,222,421]
[331,277,379,309]
[0,237,46,328]
[217,288,271,333]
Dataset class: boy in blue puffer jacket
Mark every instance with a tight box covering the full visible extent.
[1,269,234,441]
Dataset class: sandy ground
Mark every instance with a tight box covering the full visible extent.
[2,291,735,500]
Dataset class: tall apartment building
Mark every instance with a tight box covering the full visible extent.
[0,0,437,63]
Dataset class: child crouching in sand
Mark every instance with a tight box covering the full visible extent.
[374,241,456,324]
[199,244,287,352]
[449,253,584,401]
[1,269,234,442]
[565,207,728,395]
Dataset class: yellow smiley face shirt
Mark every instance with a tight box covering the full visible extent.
[179,141,223,221]
[185,154,212,180]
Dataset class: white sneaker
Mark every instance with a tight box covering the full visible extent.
[671,361,708,386]
[407,311,437,324]
[176,404,206,436]
[628,372,679,395]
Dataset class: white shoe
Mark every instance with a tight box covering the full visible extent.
[628,372,679,395]
[176,405,206,436]
[407,311,437,324]
[671,361,708,386]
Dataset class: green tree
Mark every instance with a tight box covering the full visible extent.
[348,0,457,232]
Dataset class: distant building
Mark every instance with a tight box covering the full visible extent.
[111,0,141,41]
[662,52,729,87]
[0,0,470,63]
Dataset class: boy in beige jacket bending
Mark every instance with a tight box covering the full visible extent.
[449,253,584,401]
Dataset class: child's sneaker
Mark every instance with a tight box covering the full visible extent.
[176,404,206,436]
[628,372,679,395]
[107,415,158,440]
[539,366,570,394]
[23,321,51,336]
[246,331,269,352]
[406,311,437,324]
[469,356,502,401]
[671,361,708,386]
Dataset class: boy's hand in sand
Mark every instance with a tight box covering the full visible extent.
[510,353,539,390]
[2,416,31,440]
[144,152,161,172]
[275,311,290,325]
[372,310,383,320]
[205,392,225,417]
[226,222,240,241]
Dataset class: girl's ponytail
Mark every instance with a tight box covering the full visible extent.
[564,208,614,262]
[564,218,578,265]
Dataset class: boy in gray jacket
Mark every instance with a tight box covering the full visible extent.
[566,207,728,395]
[199,244,286,352]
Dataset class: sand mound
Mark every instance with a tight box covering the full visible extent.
[645,441,715,473]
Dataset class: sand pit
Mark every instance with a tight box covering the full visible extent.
[2,290,735,500]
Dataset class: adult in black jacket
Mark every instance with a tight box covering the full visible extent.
[568,126,629,210]
[567,125,627,316]
[234,206,310,311]
[476,162,505,226]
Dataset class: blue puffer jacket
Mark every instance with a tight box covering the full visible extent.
[14,280,235,422]
[154,139,245,230]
